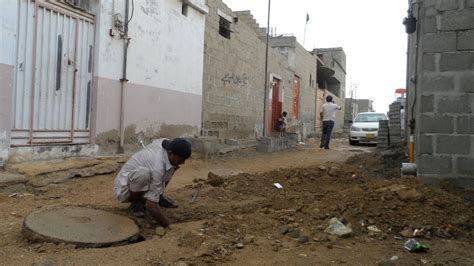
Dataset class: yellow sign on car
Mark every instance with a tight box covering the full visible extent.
[367,134,375,139]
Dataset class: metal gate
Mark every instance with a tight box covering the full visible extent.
[11,0,94,146]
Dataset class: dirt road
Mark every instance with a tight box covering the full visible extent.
[0,139,473,265]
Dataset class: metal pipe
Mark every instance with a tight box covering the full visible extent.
[401,162,417,176]
[118,0,130,153]
[70,21,80,143]
[28,0,40,144]
[263,0,271,136]
[409,134,415,162]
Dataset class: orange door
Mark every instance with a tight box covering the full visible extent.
[293,77,300,119]
[271,78,282,132]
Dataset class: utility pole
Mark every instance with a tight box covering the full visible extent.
[263,0,271,136]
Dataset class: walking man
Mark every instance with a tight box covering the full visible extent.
[113,138,192,227]
[320,95,341,149]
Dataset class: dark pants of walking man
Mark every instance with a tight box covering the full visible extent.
[320,120,335,149]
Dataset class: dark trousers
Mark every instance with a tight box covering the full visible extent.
[320,120,335,148]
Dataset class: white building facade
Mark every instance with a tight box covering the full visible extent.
[0,0,208,165]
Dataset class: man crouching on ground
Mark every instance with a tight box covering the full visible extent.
[113,138,192,227]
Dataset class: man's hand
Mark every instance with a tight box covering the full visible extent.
[159,194,179,208]
[145,200,171,228]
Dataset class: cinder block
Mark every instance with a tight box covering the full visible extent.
[458,30,474,51]
[419,154,453,175]
[438,96,472,113]
[422,32,457,53]
[439,52,473,72]
[460,73,474,93]
[421,95,434,113]
[424,15,438,33]
[424,0,438,7]
[436,135,471,154]
[457,156,474,175]
[421,74,454,91]
[436,0,459,11]
[422,54,436,71]
[419,134,434,155]
[440,9,474,31]
[425,6,439,17]
[224,138,240,146]
[420,114,454,134]
[457,116,474,134]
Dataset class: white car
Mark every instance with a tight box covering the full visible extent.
[349,112,388,145]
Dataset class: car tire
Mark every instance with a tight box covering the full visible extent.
[349,139,358,146]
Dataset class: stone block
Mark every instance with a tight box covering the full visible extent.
[425,6,439,17]
[457,156,474,175]
[439,52,474,72]
[224,138,240,146]
[438,96,472,113]
[188,137,219,157]
[440,9,474,31]
[457,116,474,133]
[422,32,457,53]
[420,114,454,133]
[421,95,434,113]
[419,135,434,155]
[468,0,474,8]
[418,154,453,175]
[436,135,471,154]
[421,74,454,91]
[422,54,436,71]
[425,0,438,7]
[424,15,438,33]
[460,73,474,93]
[457,30,474,50]
[436,0,460,11]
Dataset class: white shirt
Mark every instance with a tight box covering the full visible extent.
[114,138,175,203]
[321,102,341,121]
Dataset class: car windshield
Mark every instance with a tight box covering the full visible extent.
[354,113,387,123]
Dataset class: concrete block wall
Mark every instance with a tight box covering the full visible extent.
[203,0,291,140]
[389,102,402,146]
[256,134,298,153]
[408,0,474,188]
[293,42,318,136]
[313,48,347,98]
[378,120,390,149]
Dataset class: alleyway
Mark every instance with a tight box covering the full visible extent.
[0,140,473,265]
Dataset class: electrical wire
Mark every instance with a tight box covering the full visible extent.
[126,0,134,25]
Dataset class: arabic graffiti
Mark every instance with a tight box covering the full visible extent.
[222,73,249,87]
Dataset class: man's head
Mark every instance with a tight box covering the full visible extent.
[162,138,192,167]
[326,95,333,103]
[282,111,287,117]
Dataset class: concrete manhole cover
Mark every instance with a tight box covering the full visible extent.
[23,206,140,248]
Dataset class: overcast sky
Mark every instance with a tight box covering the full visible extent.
[222,0,408,113]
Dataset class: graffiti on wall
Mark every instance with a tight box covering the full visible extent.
[222,73,249,87]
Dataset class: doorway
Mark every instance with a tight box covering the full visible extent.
[270,77,282,132]
[11,0,95,146]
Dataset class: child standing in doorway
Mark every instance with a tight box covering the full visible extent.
[277,111,288,137]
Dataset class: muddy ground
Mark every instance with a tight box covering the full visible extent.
[0,139,473,265]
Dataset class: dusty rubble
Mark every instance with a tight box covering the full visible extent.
[142,152,473,264]
[0,145,473,265]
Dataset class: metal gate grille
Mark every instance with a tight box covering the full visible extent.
[11,0,94,146]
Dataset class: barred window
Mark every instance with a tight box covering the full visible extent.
[219,16,232,39]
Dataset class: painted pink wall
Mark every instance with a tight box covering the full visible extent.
[94,77,202,136]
